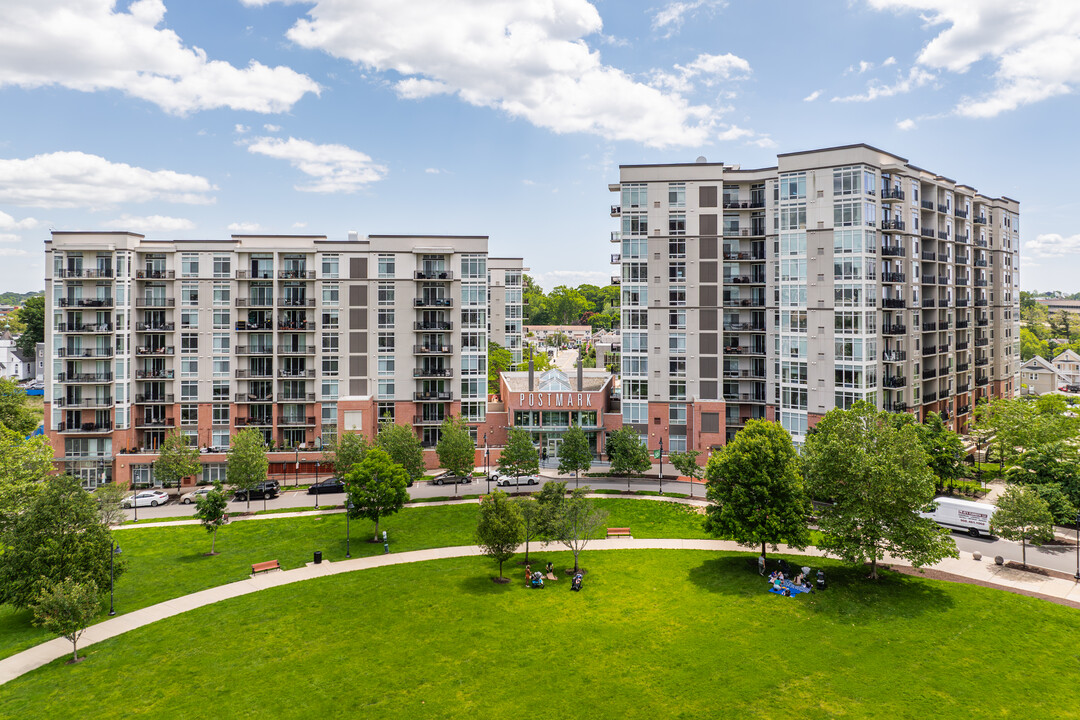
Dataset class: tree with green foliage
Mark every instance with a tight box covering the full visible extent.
[0,474,123,609]
[324,431,370,478]
[0,428,53,533]
[668,449,704,490]
[703,421,809,562]
[0,310,25,335]
[973,396,1078,467]
[513,495,543,564]
[515,349,554,372]
[548,486,609,573]
[436,416,475,484]
[376,421,425,486]
[499,426,539,480]
[227,428,269,510]
[1020,327,1049,361]
[488,340,514,395]
[14,294,45,358]
[194,482,229,554]
[94,482,127,527]
[546,286,591,325]
[1031,483,1078,525]
[992,484,1055,567]
[345,448,410,540]
[919,412,966,484]
[558,424,593,485]
[606,427,652,476]
[0,377,39,435]
[803,401,958,579]
[155,429,201,495]
[475,490,524,581]
[31,577,101,663]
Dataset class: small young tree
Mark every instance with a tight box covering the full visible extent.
[31,577,101,664]
[668,449,704,495]
[499,426,539,480]
[194,482,229,555]
[475,490,524,581]
[94,483,127,527]
[992,484,1055,567]
[227,428,269,511]
[325,431,371,478]
[549,486,609,573]
[703,421,810,562]
[513,495,543,564]
[155,429,202,496]
[606,427,651,477]
[919,412,966,485]
[376,421,425,485]
[558,424,593,486]
[345,448,410,540]
[436,416,475,491]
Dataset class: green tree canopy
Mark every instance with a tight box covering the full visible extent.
[0,474,123,609]
[14,295,45,358]
[499,426,539,479]
[992,484,1055,567]
[703,421,810,561]
[606,427,652,476]
[436,416,475,482]
[918,412,966,483]
[0,377,39,435]
[155,429,202,494]
[803,401,958,579]
[548,486,609,573]
[324,431,371,477]
[558,424,593,484]
[545,285,591,325]
[376,421,425,485]
[31,577,101,663]
[194,482,229,554]
[227,428,269,510]
[513,495,543,564]
[345,448,410,540]
[475,490,524,580]
[0,428,53,533]
[488,340,514,395]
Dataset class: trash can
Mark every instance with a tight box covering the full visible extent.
[314,550,322,564]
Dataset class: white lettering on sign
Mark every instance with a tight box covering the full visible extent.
[516,392,596,409]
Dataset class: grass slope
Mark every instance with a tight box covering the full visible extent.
[2,550,1078,719]
[0,499,705,660]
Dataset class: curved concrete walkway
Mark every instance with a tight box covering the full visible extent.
[4,535,1080,686]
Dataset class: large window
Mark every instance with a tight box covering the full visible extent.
[321,254,339,279]
[377,255,395,278]
[668,183,685,208]
[621,183,647,209]
[181,253,199,278]
[832,166,862,196]
[779,173,806,201]
[461,255,486,279]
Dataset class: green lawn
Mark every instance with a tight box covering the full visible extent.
[0,499,705,661]
[2,550,1078,719]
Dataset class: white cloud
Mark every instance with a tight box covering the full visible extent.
[0,248,28,257]
[897,118,916,130]
[248,0,726,148]
[522,179,536,186]
[292,221,307,228]
[651,0,725,38]
[0,233,20,243]
[235,124,250,134]
[103,214,195,232]
[868,0,1080,117]
[424,168,441,174]
[0,151,215,208]
[0,0,319,115]
[714,124,773,147]
[882,56,897,66]
[803,90,821,102]
[245,136,387,193]
[832,66,935,102]
[228,222,262,233]
[1025,233,1080,259]
[651,53,752,94]
[0,210,38,230]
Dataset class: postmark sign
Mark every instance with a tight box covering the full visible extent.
[517,392,597,408]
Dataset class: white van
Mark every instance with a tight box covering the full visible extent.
[920,496,997,537]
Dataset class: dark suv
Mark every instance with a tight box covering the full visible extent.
[234,480,280,501]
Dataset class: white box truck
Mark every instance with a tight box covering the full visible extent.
[920,496,997,537]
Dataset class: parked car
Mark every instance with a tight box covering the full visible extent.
[307,477,345,495]
[180,486,213,504]
[491,472,540,487]
[233,480,280,501]
[122,490,170,508]
[430,472,472,486]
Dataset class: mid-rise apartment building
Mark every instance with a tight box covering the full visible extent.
[45,231,499,488]
[610,144,1020,452]
[487,257,526,364]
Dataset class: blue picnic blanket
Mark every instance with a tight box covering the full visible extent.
[768,580,812,596]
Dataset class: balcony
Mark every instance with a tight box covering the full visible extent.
[59,297,114,308]
[922,275,936,284]
[923,368,938,379]
[975,337,989,347]
[922,322,937,331]
[957,386,970,396]
[923,346,937,357]
[883,324,906,335]
[134,346,174,357]
[920,200,935,211]
[956,320,970,329]
[235,393,274,403]
[135,394,175,404]
[882,187,905,202]
[58,347,114,358]
[413,416,447,426]
[975,299,988,307]
[881,298,906,309]
[956,342,970,351]
[924,392,938,403]
[976,375,989,386]
[135,369,174,380]
[937,231,949,240]
[278,369,316,379]
[955,276,969,286]
[58,323,113,333]
[413,344,454,355]
[413,270,454,280]
[881,246,905,258]
[135,297,175,308]
[57,268,114,279]
[957,363,970,373]
[722,297,765,308]
[956,299,969,308]
[136,270,174,279]
[723,393,768,404]
[236,369,273,379]
[724,345,766,356]
[723,369,766,380]
[610,276,621,285]
[884,403,909,413]
[955,256,971,266]
[236,270,274,280]
[883,376,907,388]
[58,372,113,383]
[414,391,454,402]
[414,368,453,378]
[974,279,988,287]
[54,397,114,408]
[236,320,273,331]
[414,297,453,308]
[235,345,274,355]
[977,318,989,327]
[975,357,989,367]
[278,270,316,279]
[723,322,766,332]
[727,274,767,285]
[921,228,936,239]
[277,345,314,355]
[723,251,766,261]
[610,231,622,243]
[57,422,113,433]
[278,298,315,308]
[236,417,273,427]
[957,404,971,415]
[956,234,970,244]
[278,320,316,331]
[136,322,174,331]
[974,216,988,225]
[413,321,453,332]
[937,276,949,285]
[922,299,936,308]
[883,351,907,362]
[279,416,317,427]
[136,416,176,429]
[921,251,936,262]
[280,392,316,402]
[881,272,905,283]
[610,254,621,264]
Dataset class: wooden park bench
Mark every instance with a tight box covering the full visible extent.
[606,527,631,538]
[251,560,281,575]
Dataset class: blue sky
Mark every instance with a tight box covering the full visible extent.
[0,0,1077,293]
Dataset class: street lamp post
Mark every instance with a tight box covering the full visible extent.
[346,500,354,558]
[658,437,664,495]
[1075,510,1080,582]
[484,433,490,495]
[109,542,122,616]
[295,447,299,488]
[314,461,321,509]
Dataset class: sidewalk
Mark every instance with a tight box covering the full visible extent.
[4,536,1080,686]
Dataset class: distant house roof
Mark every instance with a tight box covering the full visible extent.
[1053,349,1080,363]
[10,348,31,364]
